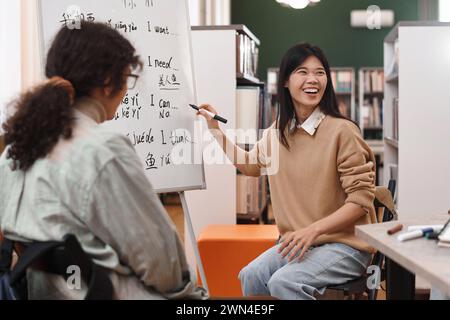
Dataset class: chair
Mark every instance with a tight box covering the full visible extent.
[326,179,397,300]
[1,234,113,300]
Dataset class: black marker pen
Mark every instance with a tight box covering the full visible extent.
[189,104,228,124]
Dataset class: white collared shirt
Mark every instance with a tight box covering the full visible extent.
[289,107,326,136]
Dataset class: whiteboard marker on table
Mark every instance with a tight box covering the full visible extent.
[397,228,434,242]
[190,104,228,124]
[407,225,443,232]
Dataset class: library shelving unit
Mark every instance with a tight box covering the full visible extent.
[235,83,269,225]
[358,67,385,185]
[331,67,356,122]
[358,67,384,140]
[184,25,268,267]
[383,22,450,220]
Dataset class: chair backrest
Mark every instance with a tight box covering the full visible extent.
[6,234,113,300]
[374,180,397,223]
[368,180,396,300]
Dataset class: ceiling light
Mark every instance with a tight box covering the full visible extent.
[287,0,310,9]
[276,0,321,10]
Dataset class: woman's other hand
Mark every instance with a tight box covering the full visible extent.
[278,226,322,262]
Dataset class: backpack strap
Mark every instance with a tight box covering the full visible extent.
[0,239,14,272]
[9,241,61,285]
[8,235,113,300]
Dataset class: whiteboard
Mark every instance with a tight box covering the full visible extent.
[37,0,206,193]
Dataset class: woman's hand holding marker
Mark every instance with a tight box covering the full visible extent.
[194,104,226,130]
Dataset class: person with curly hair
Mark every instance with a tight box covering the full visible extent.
[0,21,207,300]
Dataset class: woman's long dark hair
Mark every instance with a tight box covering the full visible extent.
[3,21,142,171]
[277,43,354,150]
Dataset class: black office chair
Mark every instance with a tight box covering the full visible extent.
[326,180,397,300]
[1,234,113,300]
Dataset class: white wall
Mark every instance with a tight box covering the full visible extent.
[185,29,237,270]
[0,1,22,133]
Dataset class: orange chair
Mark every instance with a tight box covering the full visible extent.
[197,224,279,297]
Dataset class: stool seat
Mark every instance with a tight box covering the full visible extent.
[198,224,279,297]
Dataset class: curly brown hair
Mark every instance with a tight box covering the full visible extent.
[3,21,142,171]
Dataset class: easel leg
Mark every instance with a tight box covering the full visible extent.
[179,191,209,293]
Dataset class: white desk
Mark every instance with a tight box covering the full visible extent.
[356,215,450,299]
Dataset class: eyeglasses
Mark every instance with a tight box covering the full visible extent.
[125,74,139,90]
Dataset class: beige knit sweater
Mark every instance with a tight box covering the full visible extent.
[231,115,376,253]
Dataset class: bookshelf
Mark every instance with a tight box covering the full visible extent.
[331,67,356,121]
[235,83,269,224]
[358,67,385,185]
[383,22,450,220]
[185,25,268,266]
[358,67,384,140]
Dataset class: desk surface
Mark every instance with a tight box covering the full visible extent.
[356,215,450,297]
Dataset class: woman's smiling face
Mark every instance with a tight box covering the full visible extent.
[285,55,327,109]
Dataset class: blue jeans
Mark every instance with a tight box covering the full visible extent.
[239,242,372,300]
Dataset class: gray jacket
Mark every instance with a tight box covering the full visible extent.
[0,97,207,300]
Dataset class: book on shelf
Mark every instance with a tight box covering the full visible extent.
[392,97,399,140]
[372,96,381,127]
[361,96,382,128]
[257,87,269,130]
[236,34,244,77]
[331,69,353,118]
[236,174,261,214]
[251,40,259,78]
[261,92,274,129]
[363,70,384,93]
[244,35,250,76]
[386,39,399,79]
[236,174,247,214]
[331,70,353,93]
[258,176,267,211]
[236,86,261,145]
[236,33,259,78]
